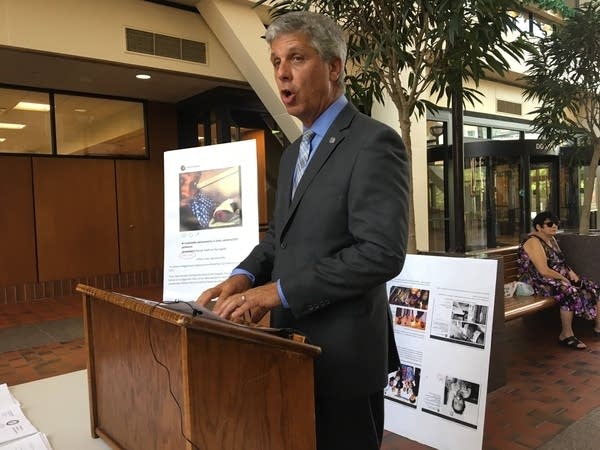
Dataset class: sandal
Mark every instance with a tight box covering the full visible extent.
[558,336,586,350]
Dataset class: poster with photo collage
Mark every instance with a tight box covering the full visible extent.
[385,254,497,450]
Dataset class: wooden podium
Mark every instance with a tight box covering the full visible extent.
[77,284,321,450]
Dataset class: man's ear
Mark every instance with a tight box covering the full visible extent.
[329,57,343,82]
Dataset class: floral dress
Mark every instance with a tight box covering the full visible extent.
[518,235,599,320]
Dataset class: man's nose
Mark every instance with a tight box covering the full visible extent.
[276,61,291,79]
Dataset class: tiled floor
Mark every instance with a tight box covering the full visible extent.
[1,296,599,449]
[0,297,85,386]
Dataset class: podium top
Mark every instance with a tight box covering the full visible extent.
[76,283,321,357]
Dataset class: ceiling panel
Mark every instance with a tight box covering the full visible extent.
[0,47,249,103]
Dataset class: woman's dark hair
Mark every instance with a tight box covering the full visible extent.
[532,211,559,230]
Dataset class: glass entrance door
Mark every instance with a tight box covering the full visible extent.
[530,161,557,220]
[464,157,487,250]
[464,156,522,250]
[428,160,447,251]
[428,152,524,252]
[493,160,522,246]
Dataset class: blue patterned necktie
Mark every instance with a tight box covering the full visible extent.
[292,129,315,199]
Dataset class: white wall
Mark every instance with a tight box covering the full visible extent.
[197,0,301,140]
[0,0,244,81]
[372,94,429,251]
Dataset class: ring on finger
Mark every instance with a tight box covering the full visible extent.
[241,294,246,303]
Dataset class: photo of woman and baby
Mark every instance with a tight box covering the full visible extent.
[441,376,480,428]
[179,166,242,232]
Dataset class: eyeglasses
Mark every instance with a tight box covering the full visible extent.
[543,221,559,228]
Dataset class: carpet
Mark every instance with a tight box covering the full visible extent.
[0,318,83,352]
[537,406,600,450]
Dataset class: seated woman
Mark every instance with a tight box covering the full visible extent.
[518,211,600,349]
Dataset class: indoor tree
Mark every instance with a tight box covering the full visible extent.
[256,0,530,252]
[523,0,600,233]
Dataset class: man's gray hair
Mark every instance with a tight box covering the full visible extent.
[265,11,347,88]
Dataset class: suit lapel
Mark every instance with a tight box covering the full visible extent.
[281,103,357,237]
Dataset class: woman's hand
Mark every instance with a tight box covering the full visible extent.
[559,277,571,285]
[568,270,580,283]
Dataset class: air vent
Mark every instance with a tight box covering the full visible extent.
[125,28,206,64]
[155,34,181,59]
[497,99,522,115]
[182,39,206,64]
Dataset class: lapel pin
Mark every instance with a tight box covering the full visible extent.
[329,137,336,144]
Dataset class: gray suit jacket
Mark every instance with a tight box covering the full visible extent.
[238,103,409,397]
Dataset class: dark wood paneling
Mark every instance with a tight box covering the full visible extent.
[0,156,37,285]
[116,102,177,272]
[33,158,119,281]
[116,160,164,272]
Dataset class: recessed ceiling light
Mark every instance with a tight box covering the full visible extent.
[0,138,5,142]
[74,108,87,113]
[14,101,50,112]
[136,74,151,80]
[0,122,26,129]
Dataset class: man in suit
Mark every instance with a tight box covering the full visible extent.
[197,10,408,450]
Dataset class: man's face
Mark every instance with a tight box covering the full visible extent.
[270,32,342,127]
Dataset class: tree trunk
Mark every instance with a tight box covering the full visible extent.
[578,142,600,234]
[397,111,416,254]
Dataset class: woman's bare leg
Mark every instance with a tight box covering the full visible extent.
[559,309,586,348]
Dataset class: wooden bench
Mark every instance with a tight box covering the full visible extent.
[469,246,555,321]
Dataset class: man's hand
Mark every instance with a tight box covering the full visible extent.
[212,282,282,323]
[196,274,252,307]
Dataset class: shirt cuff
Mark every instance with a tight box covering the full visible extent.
[277,279,290,308]
[230,268,255,285]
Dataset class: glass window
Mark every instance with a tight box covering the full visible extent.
[0,87,52,155]
[491,128,520,140]
[514,11,530,33]
[197,123,207,146]
[579,166,599,212]
[210,122,218,145]
[54,94,145,157]
[427,121,445,148]
[524,132,540,140]
[464,125,488,141]
[532,16,554,38]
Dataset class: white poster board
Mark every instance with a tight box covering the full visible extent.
[384,254,497,450]
[163,140,259,301]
